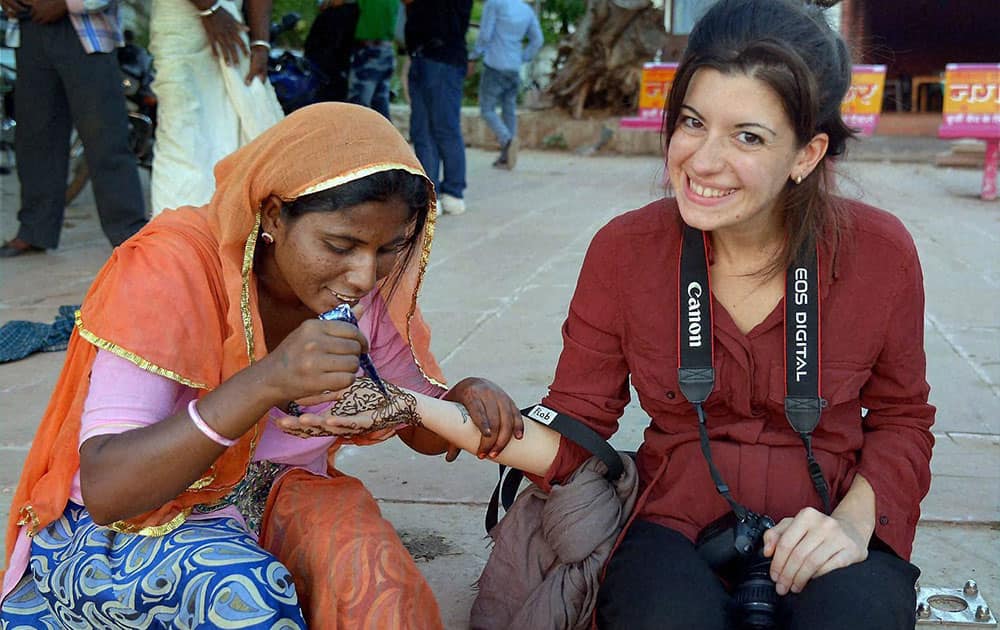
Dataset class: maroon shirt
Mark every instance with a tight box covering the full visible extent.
[539,197,934,560]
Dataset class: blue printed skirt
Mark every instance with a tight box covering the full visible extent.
[0,504,306,629]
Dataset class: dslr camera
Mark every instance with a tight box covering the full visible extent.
[696,509,778,629]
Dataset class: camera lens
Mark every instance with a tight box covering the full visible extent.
[732,553,777,629]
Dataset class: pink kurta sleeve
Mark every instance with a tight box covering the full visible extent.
[73,351,196,505]
[79,350,195,447]
[367,293,447,398]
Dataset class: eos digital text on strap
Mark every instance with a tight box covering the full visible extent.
[677,225,832,515]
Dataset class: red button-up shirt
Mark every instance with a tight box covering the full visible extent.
[539,197,935,560]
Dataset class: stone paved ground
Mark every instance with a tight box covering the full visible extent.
[1,141,998,628]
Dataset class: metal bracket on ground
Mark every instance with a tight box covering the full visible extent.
[916,580,996,626]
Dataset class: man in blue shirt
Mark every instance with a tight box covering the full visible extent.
[470,0,542,170]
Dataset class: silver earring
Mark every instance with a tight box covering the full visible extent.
[261,231,274,244]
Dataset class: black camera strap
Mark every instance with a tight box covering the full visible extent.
[677,225,831,515]
[783,237,832,514]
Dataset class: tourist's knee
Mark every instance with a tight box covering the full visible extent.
[782,551,919,630]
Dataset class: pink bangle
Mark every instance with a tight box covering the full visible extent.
[188,399,237,447]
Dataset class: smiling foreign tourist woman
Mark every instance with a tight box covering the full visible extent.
[0,103,526,629]
[516,1,935,628]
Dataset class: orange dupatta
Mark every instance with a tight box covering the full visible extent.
[4,103,445,568]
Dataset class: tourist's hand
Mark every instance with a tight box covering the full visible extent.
[245,45,268,84]
[763,507,869,596]
[200,6,249,66]
[30,0,66,23]
[259,317,368,406]
[442,378,523,461]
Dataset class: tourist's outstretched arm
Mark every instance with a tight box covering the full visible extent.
[275,378,560,476]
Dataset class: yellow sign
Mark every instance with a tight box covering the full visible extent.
[637,63,678,119]
[841,65,886,135]
[941,64,1000,129]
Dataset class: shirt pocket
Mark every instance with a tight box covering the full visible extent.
[769,361,872,413]
[631,357,697,424]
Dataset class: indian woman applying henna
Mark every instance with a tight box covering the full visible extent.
[0,103,525,629]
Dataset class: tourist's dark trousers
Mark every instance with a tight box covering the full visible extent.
[596,519,920,630]
[15,18,146,249]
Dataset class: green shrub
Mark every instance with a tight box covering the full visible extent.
[270,0,318,49]
[540,0,585,44]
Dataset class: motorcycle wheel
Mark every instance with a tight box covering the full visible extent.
[65,133,89,205]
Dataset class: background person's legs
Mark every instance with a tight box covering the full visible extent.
[347,44,395,120]
[498,69,519,148]
[347,49,378,109]
[479,65,521,169]
[421,58,465,200]
[370,71,392,121]
[497,71,520,169]
[408,57,441,192]
[596,520,731,630]
[479,65,511,147]
[60,24,147,246]
[12,21,73,250]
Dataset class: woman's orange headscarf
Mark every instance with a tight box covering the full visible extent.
[4,103,445,566]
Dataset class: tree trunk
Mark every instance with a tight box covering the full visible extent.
[546,0,670,117]
[546,0,843,118]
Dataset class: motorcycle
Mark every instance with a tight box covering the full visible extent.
[0,21,157,204]
[267,13,329,114]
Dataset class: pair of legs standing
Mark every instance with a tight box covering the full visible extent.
[148,0,284,215]
[597,519,920,630]
[11,18,146,251]
[408,56,466,213]
[478,64,521,169]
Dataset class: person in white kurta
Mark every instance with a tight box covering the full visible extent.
[149,0,284,214]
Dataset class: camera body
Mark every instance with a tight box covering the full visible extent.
[696,510,778,629]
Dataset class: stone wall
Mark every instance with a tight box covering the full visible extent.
[389,104,665,157]
[387,104,947,159]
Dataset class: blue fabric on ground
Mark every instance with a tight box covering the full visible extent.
[0,305,79,363]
